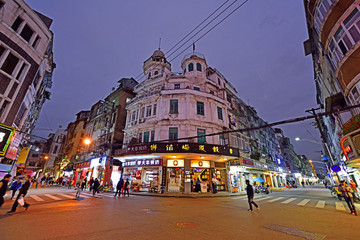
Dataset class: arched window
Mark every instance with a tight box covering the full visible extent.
[154,71,158,75]
[148,72,151,79]
[196,63,202,72]
[188,63,194,72]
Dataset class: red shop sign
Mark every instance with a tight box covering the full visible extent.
[74,160,91,169]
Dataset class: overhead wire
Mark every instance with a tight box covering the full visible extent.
[168,0,250,63]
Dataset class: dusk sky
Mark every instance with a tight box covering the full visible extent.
[26,0,326,170]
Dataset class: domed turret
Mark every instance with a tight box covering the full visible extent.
[152,49,165,58]
[143,48,171,78]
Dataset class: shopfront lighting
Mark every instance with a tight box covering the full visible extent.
[172,155,177,158]
[224,158,227,161]
[200,156,205,159]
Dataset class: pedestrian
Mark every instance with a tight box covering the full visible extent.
[89,177,94,191]
[35,177,41,188]
[195,178,201,193]
[81,177,87,191]
[212,175,217,194]
[349,179,359,199]
[123,179,130,197]
[301,180,305,188]
[8,175,31,213]
[92,178,100,196]
[338,180,357,216]
[67,177,72,189]
[0,174,11,208]
[10,178,22,199]
[75,176,84,199]
[115,178,124,197]
[246,179,260,212]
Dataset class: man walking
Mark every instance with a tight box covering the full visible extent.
[246,180,260,212]
[115,178,123,197]
[0,174,11,208]
[10,178,22,199]
[123,179,130,197]
[338,180,357,216]
[8,175,31,213]
[92,178,100,196]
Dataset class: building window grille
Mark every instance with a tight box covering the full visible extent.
[1,52,19,76]
[196,63,202,72]
[188,63,194,72]
[138,132,142,143]
[196,101,204,115]
[11,17,23,32]
[197,129,206,143]
[193,87,200,91]
[169,127,178,141]
[151,131,155,142]
[174,84,180,89]
[217,107,223,120]
[170,99,178,114]
[20,24,34,42]
[146,105,152,117]
[143,131,150,143]
[153,104,157,116]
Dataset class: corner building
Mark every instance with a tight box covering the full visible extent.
[119,50,240,194]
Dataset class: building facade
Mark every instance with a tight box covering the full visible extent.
[0,0,54,177]
[304,0,360,185]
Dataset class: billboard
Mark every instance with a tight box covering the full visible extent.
[0,124,15,156]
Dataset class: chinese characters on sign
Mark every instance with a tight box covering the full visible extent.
[124,159,163,167]
[126,144,149,155]
[148,143,239,157]
[74,160,91,169]
[242,159,254,167]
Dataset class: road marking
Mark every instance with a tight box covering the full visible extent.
[267,197,284,203]
[78,193,93,198]
[281,198,296,204]
[335,202,346,211]
[255,196,272,201]
[59,194,75,199]
[29,195,45,201]
[44,194,61,200]
[297,199,310,206]
[315,200,326,208]
[354,203,360,209]
[234,196,247,200]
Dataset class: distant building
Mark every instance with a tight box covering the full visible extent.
[43,126,66,170]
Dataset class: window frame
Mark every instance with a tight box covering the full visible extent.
[217,107,223,120]
[197,128,206,143]
[188,63,194,72]
[196,63,202,72]
[170,99,178,114]
[196,101,204,116]
[169,127,178,141]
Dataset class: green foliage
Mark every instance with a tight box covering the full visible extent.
[342,114,360,135]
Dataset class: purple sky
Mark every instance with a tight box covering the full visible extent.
[26,0,326,171]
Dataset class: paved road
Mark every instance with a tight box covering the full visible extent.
[0,187,358,240]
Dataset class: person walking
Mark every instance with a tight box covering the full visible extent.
[35,177,41,188]
[349,179,359,199]
[123,179,130,197]
[75,176,84,199]
[246,180,260,212]
[10,178,22,199]
[92,178,100,196]
[0,174,11,208]
[115,178,124,197]
[89,177,94,192]
[338,180,357,215]
[8,175,31,213]
[81,177,87,191]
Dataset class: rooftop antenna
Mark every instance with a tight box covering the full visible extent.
[193,41,195,54]
[158,37,161,50]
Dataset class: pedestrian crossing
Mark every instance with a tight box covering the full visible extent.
[235,195,357,212]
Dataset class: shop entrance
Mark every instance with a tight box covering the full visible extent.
[167,168,184,192]
[191,168,210,192]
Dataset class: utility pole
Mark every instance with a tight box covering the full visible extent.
[306,107,339,183]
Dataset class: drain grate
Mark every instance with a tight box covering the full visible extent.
[265,224,326,240]
[176,222,197,229]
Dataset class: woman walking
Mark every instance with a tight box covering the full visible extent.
[10,178,22,200]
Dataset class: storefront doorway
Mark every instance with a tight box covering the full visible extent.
[167,168,184,192]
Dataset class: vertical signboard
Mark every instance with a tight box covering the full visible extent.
[0,124,15,156]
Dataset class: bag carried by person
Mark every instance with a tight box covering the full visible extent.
[17,196,25,206]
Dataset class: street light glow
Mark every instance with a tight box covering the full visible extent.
[84,138,92,145]
[295,137,300,141]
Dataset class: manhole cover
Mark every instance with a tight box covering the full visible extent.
[177,222,197,229]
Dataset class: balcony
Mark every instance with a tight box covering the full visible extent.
[342,113,360,135]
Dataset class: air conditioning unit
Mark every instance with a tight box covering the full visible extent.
[139,118,145,123]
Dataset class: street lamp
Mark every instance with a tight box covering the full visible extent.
[83,138,92,146]
[295,137,322,145]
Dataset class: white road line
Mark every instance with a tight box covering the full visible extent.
[234,196,247,200]
[354,203,360,209]
[77,193,93,198]
[44,194,61,200]
[335,202,346,211]
[281,198,296,204]
[254,196,272,201]
[267,197,284,203]
[29,195,45,201]
[297,199,310,206]
[59,194,75,199]
[315,200,326,208]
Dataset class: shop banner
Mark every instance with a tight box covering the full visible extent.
[148,142,239,157]
[229,160,241,166]
[0,124,15,156]
[263,164,269,170]
[242,158,254,167]
[17,147,30,164]
[74,160,91,169]
[5,133,21,160]
[126,144,149,155]
[167,159,184,167]
[190,160,210,168]
[254,161,262,169]
[268,165,274,171]
[124,159,162,167]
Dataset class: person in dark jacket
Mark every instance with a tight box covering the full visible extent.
[92,178,100,196]
[0,174,11,208]
[115,178,124,197]
[246,180,260,212]
[10,178,22,199]
[123,179,130,197]
[8,175,31,213]
[89,177,94,191]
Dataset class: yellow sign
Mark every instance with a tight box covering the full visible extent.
[191,160,210,168]
[167,159,184,167]
[16,147,30,164]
